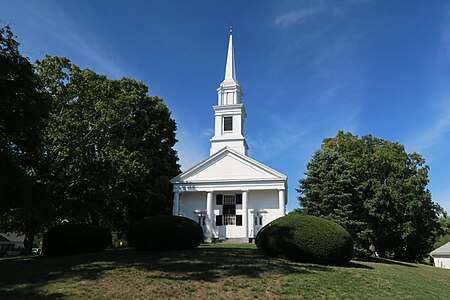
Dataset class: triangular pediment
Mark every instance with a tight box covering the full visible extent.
[171,147,286,183]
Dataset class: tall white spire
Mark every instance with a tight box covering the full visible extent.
[210,28,248,156]
[224,27,237,82]
[217,27,243,106]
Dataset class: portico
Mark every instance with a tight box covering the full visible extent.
[173,189,285,240]
[171,147,287,241]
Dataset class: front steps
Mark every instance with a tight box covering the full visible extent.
[213,237,250,244]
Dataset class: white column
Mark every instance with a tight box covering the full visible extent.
[173,192,180,216]
[278,189,285,216]
[206,191,214,241]
[242,190,248,238]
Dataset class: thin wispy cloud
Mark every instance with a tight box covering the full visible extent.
[270,2,365,142]
[248,115,311,161]
[274,3,327,27]
[273,0,371,28]
[409,106,450,154]
[201,128,214,138]
[174,127,209,171]
[265,1,369,210]
[26,2,126,79]
[408,8,450,154]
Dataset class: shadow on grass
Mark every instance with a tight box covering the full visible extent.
[346,261,373,269]
[355,256,417,268]
[135,246,333,280]
[0,289,65,300]
[0,246,335,299]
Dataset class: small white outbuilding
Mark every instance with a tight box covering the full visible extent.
[171,29,287,242]
[430,241,450,269]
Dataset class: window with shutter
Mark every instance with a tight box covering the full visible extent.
[216,194,223,205]
[220,194,238,225]
[236,194,242,205]
[236,215,242,226]
[216,215,223,226]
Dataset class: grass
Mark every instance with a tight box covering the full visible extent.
[0,243,449,299]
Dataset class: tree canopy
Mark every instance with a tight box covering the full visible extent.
[0,25,50,253]
[434,216,450,250]
[0,26,180,250]
[297,131,441,261]
[35,56,180,232]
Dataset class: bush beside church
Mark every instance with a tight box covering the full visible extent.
[256,213,354,265]
[127,215,204,250]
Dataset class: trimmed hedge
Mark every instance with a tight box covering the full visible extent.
[43,224,112,256]
[127,215,203,250]
[256,214,353,265]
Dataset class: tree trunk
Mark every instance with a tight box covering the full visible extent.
[23,229,36,255]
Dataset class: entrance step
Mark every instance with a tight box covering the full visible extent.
[214,238,250,244]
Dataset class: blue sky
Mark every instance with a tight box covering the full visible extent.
[2,0,450,213]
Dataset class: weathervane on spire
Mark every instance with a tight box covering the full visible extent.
[230,24,233,35]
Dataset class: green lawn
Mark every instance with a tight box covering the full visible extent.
[0,244,449,299]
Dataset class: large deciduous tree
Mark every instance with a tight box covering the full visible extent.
[35,56,180,233]
[0,25,50,253]
[297,131,440,261]
[434,215,450,250]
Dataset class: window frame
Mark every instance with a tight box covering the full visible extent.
[216,194,223,205]
[216,215,223,226]
[236,194,242,205]
[223,116,233,132]
[236,215,242,226]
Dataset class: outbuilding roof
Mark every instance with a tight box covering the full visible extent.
[0,233,25,243]
[430,241,450,256]
[0,234,10,242]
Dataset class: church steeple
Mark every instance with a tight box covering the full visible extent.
[217,28,243,106]
[210,28,248,156]
[224,27,237,82]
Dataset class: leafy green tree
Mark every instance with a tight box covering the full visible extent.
[298,131,440,261]
[434,215,450,249]
[35,56,180,232]
[0,25,50,253]
[296,148,371,253]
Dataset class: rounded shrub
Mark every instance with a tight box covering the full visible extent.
[127,215,204,250]
[256,214,353,265]
[43,224,112,256]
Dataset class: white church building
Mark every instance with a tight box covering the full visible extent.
[171,29,287,242]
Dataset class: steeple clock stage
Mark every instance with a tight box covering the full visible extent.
[171,29,287,242]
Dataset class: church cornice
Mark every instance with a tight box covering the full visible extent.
[213,103,246,112]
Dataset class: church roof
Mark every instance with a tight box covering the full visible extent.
[431,241,450,256]
[171,147,287,184]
